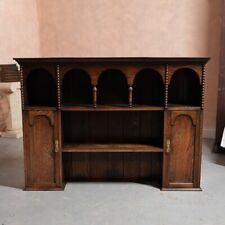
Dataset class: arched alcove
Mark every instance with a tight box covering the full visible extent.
[168,68,201,106]
[26,69,57,106]
[62,69,92,105]
[97,69,128,105]
[133,69,164,106]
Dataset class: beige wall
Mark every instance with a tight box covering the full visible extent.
[38,0,210,56]
[0,0,40,63]
[0,0,223,134]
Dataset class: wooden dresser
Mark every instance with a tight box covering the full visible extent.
[14,57,209,191]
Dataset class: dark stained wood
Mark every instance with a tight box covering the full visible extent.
[71,153,90,180]
[63,152,162,181]
[123,153,140,179]
[107,153,124,178]
[139,153,152,179]
[89,153,108,179]
[17,57,208,190]
[151,153,163,180]
[62,111,163,147]
[14,57,209,64]
[162,111,201,189]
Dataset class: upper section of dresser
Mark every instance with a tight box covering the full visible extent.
[14,57,209,111]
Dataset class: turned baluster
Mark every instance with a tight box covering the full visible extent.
[129,86,133,107]
[93,86,97,108]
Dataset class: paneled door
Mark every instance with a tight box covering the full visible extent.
[23,110,62,190]
[163,111,202,190]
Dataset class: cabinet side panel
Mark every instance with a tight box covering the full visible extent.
[23,111,31,188]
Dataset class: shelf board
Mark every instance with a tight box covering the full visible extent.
[61,105,164,111]
[62,143,163,153]
[23,106,57,111]
[167,104,201,110]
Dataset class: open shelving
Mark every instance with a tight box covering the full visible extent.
[62,69,92,106]
[26,69,57,107]
[168,68,201,107]
[61,111,164,153]
[97,69,129,105]
[133,68,164,107]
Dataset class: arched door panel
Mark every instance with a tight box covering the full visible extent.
[163,111,201,189]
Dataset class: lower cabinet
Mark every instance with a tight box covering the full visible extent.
[163,111,202,190]
[22,110,203,190]
[23,110,63,190]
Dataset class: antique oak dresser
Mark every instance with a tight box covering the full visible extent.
[14,57,209,191]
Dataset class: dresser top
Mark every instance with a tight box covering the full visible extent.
[14,57,210,64]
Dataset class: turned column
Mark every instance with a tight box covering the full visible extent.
[93,86,97,108]
[128,86,133,107]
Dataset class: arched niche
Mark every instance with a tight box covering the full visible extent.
[133,69,164,106]
[26,69,57,107]
[97,69,128,105]
[168,68,201,106]
[62,69,92,105]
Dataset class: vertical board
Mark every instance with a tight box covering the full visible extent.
[28,113,57,188]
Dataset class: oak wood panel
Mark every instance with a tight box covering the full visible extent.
[107,153,124,178]
[62,111,164,148]
[163,111,201,189]
[23,110,62,189]
[63,152,162,182]
[90,153,108,179]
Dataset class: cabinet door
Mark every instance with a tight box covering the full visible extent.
[23,110,62,190]
[163,111,202,190]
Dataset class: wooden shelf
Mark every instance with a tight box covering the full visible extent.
[167,104,201,110]
[24,106,57,111]
[61,105,164,111]
[62,143,163,153]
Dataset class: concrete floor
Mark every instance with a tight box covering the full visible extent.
[0,139,225,225]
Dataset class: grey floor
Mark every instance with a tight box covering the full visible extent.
[0,139,225,225]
